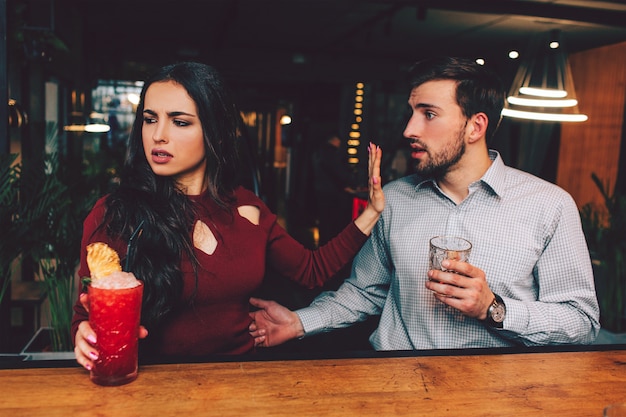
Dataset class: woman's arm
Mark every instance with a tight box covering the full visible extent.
[265,144,384,288]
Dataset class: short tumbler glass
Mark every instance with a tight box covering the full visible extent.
[428,236,472,273]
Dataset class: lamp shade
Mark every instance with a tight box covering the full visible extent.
[63,111,88,132]
[502,31,587,123]
[85,112,111,133]
[64,111,110,133]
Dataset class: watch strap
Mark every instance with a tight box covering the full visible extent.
[483,293,505,328]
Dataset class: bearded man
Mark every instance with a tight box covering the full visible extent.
[249,56,600,350]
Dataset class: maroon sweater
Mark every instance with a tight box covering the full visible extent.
[71,186,368,357]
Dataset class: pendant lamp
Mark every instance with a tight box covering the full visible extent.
[502,30,588,123]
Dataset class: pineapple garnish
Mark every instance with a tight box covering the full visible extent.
[86,242,122,281]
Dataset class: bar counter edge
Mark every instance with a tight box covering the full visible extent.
[1,342,625,370]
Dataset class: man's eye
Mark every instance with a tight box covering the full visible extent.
[425,111,436,120]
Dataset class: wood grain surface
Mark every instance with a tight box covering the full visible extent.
[1,349,625,416]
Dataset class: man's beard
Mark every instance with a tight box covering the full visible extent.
[413,126,466,179]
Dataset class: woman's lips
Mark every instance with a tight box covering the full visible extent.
[151,149,173,164]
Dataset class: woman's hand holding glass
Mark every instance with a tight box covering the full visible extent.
[74,292,149,372]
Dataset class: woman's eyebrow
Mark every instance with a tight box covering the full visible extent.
[142,109,197,118]
[167,111,197,117]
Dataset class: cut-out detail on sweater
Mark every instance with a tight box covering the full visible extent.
[237,205,260,226]
[193,205,260,255]
[193,220,217,255]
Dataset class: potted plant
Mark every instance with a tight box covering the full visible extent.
[0,153,23,348]
[0,152,70,353]
[0,152,68,305]
[1,149,116,353]
[0,153,20,304]
[580,173,626,335]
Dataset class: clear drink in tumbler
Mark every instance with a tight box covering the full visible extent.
[429,236,472,272]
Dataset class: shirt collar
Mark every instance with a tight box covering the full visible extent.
[480,149,506,197]
[414,149,506,198]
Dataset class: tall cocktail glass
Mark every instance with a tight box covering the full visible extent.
[88,272,143,386]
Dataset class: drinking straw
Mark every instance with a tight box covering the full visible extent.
[124,220,145,272]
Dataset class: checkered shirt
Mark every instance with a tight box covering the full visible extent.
[298,150,600,349]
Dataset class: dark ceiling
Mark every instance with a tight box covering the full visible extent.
[60,0,626,89]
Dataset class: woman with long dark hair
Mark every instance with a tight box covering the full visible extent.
[71,62,383,368]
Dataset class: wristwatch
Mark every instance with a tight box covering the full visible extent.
[483,293,506,328]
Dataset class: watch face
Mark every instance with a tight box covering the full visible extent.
[491,304,505,323]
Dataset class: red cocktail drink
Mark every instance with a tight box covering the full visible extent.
[88,272,143,386]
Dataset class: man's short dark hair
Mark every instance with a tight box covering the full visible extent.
[407,56,505,142]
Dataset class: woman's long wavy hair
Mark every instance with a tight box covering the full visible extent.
[100,62,241,332]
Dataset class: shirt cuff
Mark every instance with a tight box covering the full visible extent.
[296,306,327,337]
[500,297,529,333]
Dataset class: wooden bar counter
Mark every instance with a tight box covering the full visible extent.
[1,346,625,416]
